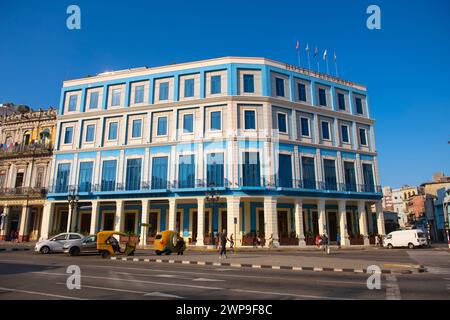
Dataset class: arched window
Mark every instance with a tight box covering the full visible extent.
[40,129,51,144]
[23,132,31,145]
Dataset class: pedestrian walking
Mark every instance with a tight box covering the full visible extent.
[257,233,262,248]
[322,234,330,254]
[336,233,341,249]
[315,234,321,248]
[219,229,228,259]
[267,233,274,249]
[229,233,234,250]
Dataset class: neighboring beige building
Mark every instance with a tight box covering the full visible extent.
[391,185,420,228]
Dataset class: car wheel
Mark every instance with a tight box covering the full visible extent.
[69,247,80,256]
[40,246,50,254]
[387,244,393,249]
[156,250,161,256]
[408,243,415,249]
[101,251,110,259]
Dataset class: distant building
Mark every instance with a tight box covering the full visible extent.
[391,185,420,228]
[433,186,450,243]
[382,186,394,211]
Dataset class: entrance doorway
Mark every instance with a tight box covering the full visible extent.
[346,211,354,237]
[58,211,68,233]
[79,213,91,234]
[148,212,158,237]
[277,210,289,238]
[220,210,227,233]
[328,211,337,242]
[124,212,136,234]
[258,210,265,236]
[312,211,319,236]
[176,211,182,234]
[103,213,114,230]
[191,210,198,243]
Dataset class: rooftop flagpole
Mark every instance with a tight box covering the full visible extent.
[323,49,329,74]
[296,40,301,67]
[334,52,339,78]
[314,47,319,72]
[306,44,311,70]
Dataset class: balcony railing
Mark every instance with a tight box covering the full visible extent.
[0,187,47,198]
[0,143,53,159]
[48,178,381,195]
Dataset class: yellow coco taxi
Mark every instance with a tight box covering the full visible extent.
[97,231,136,259]
[154,230,186,255]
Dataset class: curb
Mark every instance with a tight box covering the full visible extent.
[0,248,31,252]
[110,256,426,275]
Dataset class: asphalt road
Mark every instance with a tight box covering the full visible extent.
[0,250,449,300]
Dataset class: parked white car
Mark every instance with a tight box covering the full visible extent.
[383,229,427,249]
[35,233,84,254]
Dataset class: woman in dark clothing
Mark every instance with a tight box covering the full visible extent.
[219,230,228,259]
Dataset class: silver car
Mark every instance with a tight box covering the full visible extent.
[35,233,84,254]
[63,234,98,256]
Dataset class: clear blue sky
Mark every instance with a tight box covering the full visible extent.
[0,0,449,188]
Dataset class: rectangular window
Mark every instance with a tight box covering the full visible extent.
[178,155,195,188]
[321,121,330,140]
[131,119,142,138]
[64,127,73,144]
[323,159,337,190]
[78,161,93,192]
[341,125,349,143]
[108,122,118,140]
[68,95,77,112]
[355,97,363,114]
[244,110,256,130]
[300,117,310,137]
[151,156,168,189]
[243,74,254,93]
[359,128,367,146]
[298,83,307,102]
[277,113,287,133]
[126,158,142,191]
[275,78,285,97]
[157,117,168,136]
[211,75,221,94]
[85,124,95,142]
[183,114,194,134]
[242,152,260,187]
[134,85,145,104]
[278,154,293,188]
[207,153,224,187]
[301,157,316,189]
[318,88,327,106]
[159,82,169,101]
[89,91,99,109]
[362,163,375,192]
[101,160,117,192]
[337,93,346,110]
[111,88,121,106]
[344,161,357,192]
[56,163,70,193]
[210,111,221,131]
[184,79,195,98]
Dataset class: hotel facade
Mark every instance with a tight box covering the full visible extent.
[43,56,385,247]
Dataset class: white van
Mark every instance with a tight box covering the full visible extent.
[383,229,427,249]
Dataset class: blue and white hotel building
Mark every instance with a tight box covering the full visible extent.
[42,57,385,247]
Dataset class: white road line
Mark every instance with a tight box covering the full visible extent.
[230,288,353,300]
[0,286,86,300]
[385,275,401,300]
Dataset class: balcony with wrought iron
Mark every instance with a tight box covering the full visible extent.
[0,187,48,199]
[0,143,53,159]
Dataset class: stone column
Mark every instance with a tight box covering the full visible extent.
[140,199,149,246]
[227,197,240,247]
[338,200,350,246]
[264,196,279,247]
[168,198,177,231]
[317,199,326,236]
[114,200,124,232]
[367,205,374,234]
[0,206,10,240]
[90,200,99,235]
[19,205,30,242]
[40,202,54,240]
[375,200,386,236]
[196,197,205,246]
[294,199,306,247]
[358,200,370,245]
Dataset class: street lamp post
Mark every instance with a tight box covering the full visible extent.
[67,187,79,233]
[206,183,220,247]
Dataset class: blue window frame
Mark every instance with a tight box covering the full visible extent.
[301,157,316,189]
[101,160,117,191]
[297,83,307,102]
[242,152,260,187]
[318,88,327,106]
[321,121,330,140]
[210,111,221,131]
[207,153,224,187]
[157,116,168,136]
[134,85,145,104]
[131,119,142,138]
[68,95,77,112]
[159,82,169,101]
[323,159,337,190]
[55,163,70,193]
[277,113,287,133]
[211,75,221,94]
[111,88,121,106]
[89,91,99,109]
[184,79,194,98]
[278,154,293,188]
[337,93,346,110]
[85,124,95,142]
[244,110,256,130]
[362,163,375,192]
[64,127,73,144]
[344,161,357,192]
[183,114,193,134]
[78,161,93,192]
[126,158,142,191]
[300,117,310,136]
[108,122,118,140]
[359,128,367,145]
[151,156,168,189]
[275,78,285,97]
[243,74,254,93]
[355,97,363,114]
[178,155,195,188]
[341,125,349,143]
